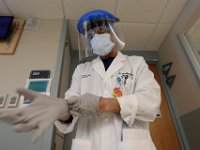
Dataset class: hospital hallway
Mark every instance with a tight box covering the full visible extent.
[148,64,182,150]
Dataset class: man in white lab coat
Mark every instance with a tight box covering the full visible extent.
[0,9,161,150]
[55,10,161,150]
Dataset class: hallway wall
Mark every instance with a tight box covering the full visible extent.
[159,0,200,116]
[158,1,200,149]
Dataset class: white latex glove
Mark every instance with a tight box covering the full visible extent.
[67,93,100,117]
[0,88,69,143]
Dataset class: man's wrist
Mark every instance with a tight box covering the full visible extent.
[99,97,108,112]
[99,97,120,113]
[59,115,71,121]
[58,115,73,124]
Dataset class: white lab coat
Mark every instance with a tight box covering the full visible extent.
[55,52,161,150]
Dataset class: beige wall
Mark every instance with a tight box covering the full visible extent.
[0,19,64,150]
[0,19,63,94]
[159,0,200,116]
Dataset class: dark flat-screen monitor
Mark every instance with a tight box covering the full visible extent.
[0,16,14,40]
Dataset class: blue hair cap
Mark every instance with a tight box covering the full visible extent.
[77,9,119,35]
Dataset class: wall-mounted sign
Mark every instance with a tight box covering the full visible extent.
[162,62,173,76]
[166,75,176,88]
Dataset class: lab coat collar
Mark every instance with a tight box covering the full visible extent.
[92,51,127,80]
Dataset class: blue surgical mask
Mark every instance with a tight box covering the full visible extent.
[90,33,115,56]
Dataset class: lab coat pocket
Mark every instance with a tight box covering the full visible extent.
[119,129,156,150]
[71,139,91,150]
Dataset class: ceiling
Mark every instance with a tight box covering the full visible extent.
[0,0,188,51]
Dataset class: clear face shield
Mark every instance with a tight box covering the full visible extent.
[78,19,125,61]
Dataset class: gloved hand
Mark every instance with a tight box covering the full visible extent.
[67,93,100,117]
[0,88,69,143]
